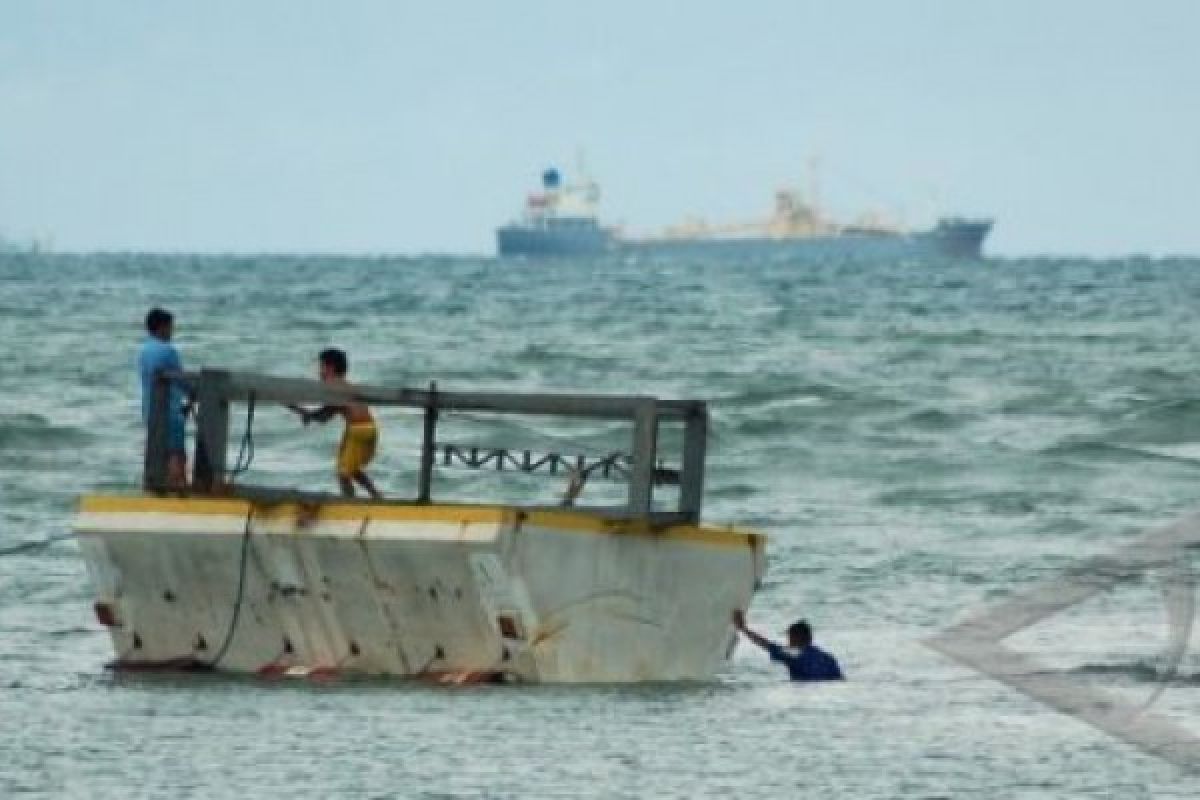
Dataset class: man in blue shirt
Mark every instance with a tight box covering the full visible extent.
[138,308,189,488]
[733,610,844,681]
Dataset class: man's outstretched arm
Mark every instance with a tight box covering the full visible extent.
[287,404,340,425]
[732,610,775,653]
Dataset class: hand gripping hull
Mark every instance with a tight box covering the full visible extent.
[73,496,765,683]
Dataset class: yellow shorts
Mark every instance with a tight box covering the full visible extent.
[337,421,378,478]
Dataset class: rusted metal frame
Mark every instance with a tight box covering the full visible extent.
[168,369,706,518]
[438,445,639,483]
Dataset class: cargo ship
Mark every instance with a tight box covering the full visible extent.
[496,167,991,260]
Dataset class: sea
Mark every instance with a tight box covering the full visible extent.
[2,251,1199,798]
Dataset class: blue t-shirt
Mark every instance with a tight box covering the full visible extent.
[766,642,844,682]
[137,336,185,425]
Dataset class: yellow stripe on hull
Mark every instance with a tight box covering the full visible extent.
[77,494,764,551]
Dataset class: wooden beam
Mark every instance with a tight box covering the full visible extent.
[679,407,708,519]
[192,369,231,492]
[173,370,702,420]
[416,382,438,503]
[627,400,659,516]
[142,372,171,492]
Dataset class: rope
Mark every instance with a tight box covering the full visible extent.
[225,391,256,481]
[203,505,255,668]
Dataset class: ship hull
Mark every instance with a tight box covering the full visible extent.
[496,224,614,257]
[622,219,992,261]
[73,496,764,683]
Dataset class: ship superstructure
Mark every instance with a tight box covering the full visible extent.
[495,167,615,256]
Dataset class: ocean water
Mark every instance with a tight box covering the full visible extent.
[2,251,1200,797]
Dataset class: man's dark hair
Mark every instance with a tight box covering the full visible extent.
[145,308,173,334]
[787,620,812,647]
[319,348,348,376]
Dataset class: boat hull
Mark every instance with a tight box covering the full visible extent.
[73,496,765,683]
[622,218,992,261]
[496,223,615,257]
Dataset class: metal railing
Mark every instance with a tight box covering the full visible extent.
[145,368,708,521]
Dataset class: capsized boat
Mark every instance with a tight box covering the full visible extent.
[74,370,765,683]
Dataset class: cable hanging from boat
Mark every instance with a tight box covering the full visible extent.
[225,390,257,482]
[202,505,255,669]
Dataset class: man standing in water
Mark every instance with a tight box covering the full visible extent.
[733,610,844,681]
[138,308,189,489]
[289,348,383,499]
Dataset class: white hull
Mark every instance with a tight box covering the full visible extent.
[74,496,765,683]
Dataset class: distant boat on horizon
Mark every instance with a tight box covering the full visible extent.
[0,232,52,255]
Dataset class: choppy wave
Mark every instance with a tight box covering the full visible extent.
[1067,661,1200,687]
[0,412,93,449]
[4,252,1200,794]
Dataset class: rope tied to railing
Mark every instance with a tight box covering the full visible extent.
[225,390,256,482]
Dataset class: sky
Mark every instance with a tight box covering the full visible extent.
[1,0,1198,256]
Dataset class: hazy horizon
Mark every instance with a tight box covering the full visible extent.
[2,1,1198,257]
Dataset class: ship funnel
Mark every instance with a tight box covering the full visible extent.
[542,168,561,190]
